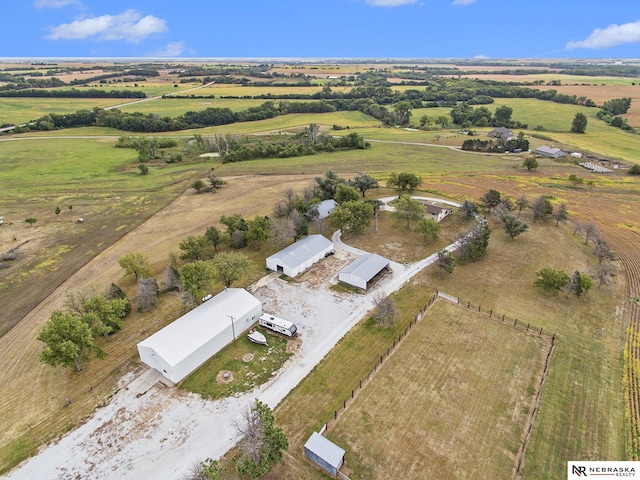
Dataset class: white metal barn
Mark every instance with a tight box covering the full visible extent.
[137,288,262,383]
[338,253,390,290]
[315,199,338,219]
[266,234,334,277]
[304,432,345,476]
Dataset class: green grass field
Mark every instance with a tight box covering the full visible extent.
[117,97,271,116]
[0,98,118,125]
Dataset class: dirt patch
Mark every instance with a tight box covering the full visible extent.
[216,371,234,384]
[286,337,302,354]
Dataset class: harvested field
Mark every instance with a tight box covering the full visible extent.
[327,299,550,479]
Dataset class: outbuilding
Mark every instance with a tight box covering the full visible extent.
[266,234,334,277]
[535,146,566,158]
[425,204,453,223]
[137,288,262,383]
[338,253,390,290]
[314,199,338,220]
[304,432,345,476]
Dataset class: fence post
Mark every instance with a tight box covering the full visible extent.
[527,323,530,331]
[502,313,505,322]
[360,380,362,389]
[335,411,337,420]
[490,309,492,317]
[457,297,460,304]
[514,318,517,327]
[467,301,470,308]
[352,390,354,399]
[344,400,346,409]
[540,327,543,335]
[478,305,481,312]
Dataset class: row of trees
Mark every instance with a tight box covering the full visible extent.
[462,132,530,153]
[37,286,131,371]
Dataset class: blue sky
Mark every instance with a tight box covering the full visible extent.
[2,0,640,59]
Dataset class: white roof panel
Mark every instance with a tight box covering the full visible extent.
[339,253,390,283]
[267,235,333,270]
[304,432,345,469]
[137,288,260,366]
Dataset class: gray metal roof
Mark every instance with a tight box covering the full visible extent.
[304,432,345,469]
[316,199,337,219]
[267,235,333,270]
[339,253,390,283]
[535,145,564,156]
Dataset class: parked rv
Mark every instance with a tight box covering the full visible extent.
[259,313,298,337]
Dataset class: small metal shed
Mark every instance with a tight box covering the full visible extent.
[304,432,345,476]
[338,253,390,290]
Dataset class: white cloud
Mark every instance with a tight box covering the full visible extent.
[364,0,418,6]
[566,20,640,50]
[46,9,168,43]
[153,41,186,57]
[34,0,82,8]
[452,0,475,5]
[473,54,488,59]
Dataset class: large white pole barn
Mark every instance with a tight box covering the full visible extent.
[265,234,334,277]
[137,288,262,383]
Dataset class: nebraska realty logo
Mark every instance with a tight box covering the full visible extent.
[568,461,639,477]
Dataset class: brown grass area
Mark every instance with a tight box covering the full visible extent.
[327,300,549,480]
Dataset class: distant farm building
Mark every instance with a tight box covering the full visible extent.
[314,199,338,220]
[535,146,566,158]
[304,432,345,476]
[488,127,514,141]
[425,204,453,223]
[570,152,583,159]
[137,288,262,383]
[266,234,334,277]
[338,253,390,290]
[0,216,3,225]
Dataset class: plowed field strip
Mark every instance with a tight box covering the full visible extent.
[597,225,640,458]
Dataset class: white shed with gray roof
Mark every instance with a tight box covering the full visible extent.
[266,234,334,277]
[304,432,345,476]
[338,253,390,290]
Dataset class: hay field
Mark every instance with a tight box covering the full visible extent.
[328,300,549,480]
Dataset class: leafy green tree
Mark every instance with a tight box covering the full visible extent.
[522,157,539,171]
[571,112,588,133]
[180,261,216,304]
[25,218,37,227]
[479,189,502,212]
[138,163,149,175]
[315,170,346,200]
[235,400,288,479]
[186,458,223,480]
[208,171,227,190]
[459,199,478,219]
[602,97,632,115]
[629,164,640,175]
[435,115,450,128]
[387,172,422,192]
[493,105,513,126]
[334,184,360,204]
[328,200,374,235]
[567,270,593,297]
[179,235,214,262]
[107,283,131,316]
[533,268,569,294]
[436,249,455,276]
[393,101,413,126]
[245,216,271,245]
[393,194,425,228]
[350,173,379,198]
[220,214,248,237]
[55,206,61,215]
[457,217,491,262]
[497,208,529,240]
[191,179,206,193]
[38,311,105,371]
[118,252,152,280]
[568,174,584,187]
[553,203,569,226]
[204,226,223,252]
[211,251,251,288]
[415,217,441,242]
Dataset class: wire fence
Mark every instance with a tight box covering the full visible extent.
[316,290,557,480]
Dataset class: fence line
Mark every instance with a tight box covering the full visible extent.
[513,333,556,478]
[437,290,555,339]
[322,293,438,435]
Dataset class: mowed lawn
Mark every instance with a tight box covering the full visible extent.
[328,300,548,480]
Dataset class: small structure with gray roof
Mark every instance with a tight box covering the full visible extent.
[304,432,345,476]
[314,199,338,219]
[535,145,566,158]
[488,126,514,141]
[266,234,334,277]
[338,253,390,290]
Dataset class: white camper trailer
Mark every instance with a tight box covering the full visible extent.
[259,313,298,337]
